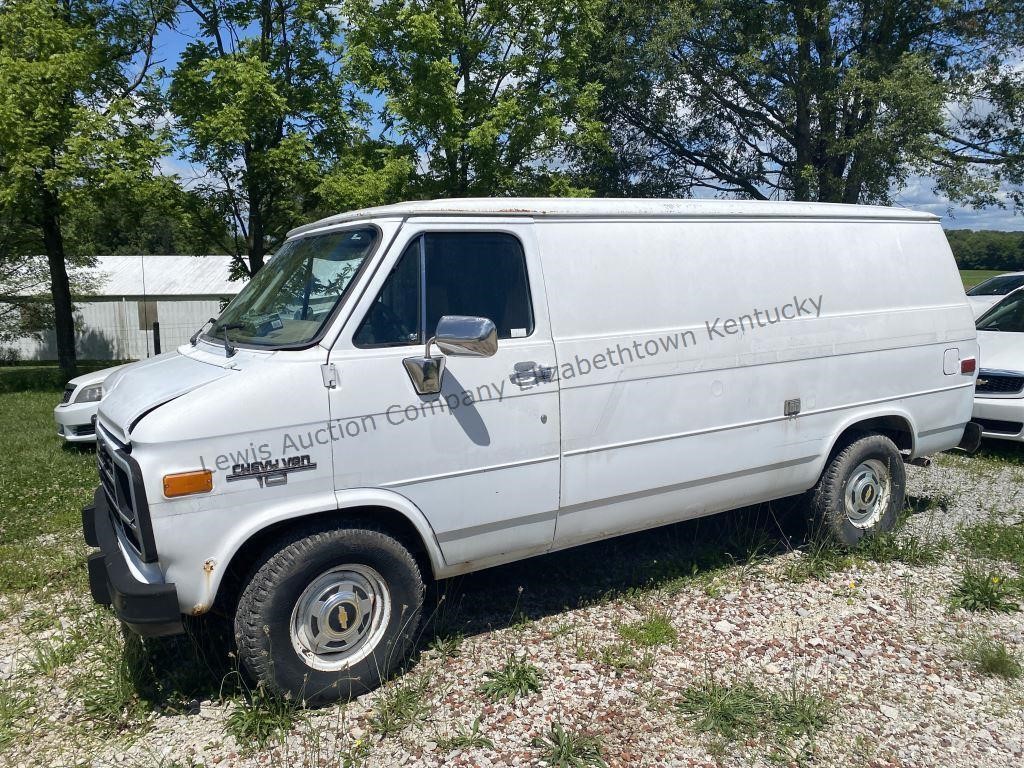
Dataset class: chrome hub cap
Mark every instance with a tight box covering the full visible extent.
[289,564,390,671]
[844,459,891,529]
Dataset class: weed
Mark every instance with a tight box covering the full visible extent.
[957,635,1022,679]
[29,633,84,676]
[951,567,1021,613]
[225,682,300,752]
[599,641,654,673]
[615,612,677,647]
[855,530,947,566]
[435,714,493,751]
[783,540,853,582]
[676,676,766,739]
[369,675,431,736]
[478,654,542,702]
[531,721,607,768]
[427,631,463,659]
[960,521,1024,568]
[675,672,831,745]
[0,678,28,748]
[77,620,155,730]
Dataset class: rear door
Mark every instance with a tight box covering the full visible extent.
[326,220,561,567]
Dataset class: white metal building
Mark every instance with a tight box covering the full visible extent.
[13,255,245,361]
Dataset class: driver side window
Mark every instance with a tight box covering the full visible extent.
[354,232,534,348]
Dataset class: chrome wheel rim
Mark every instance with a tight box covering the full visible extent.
[289,564,390,671]
[844,458,891,529]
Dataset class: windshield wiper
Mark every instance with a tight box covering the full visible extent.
[190,318,216,346]
[212,321,245,358]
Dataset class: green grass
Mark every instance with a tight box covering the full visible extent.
[957,635,1023,679]
[0,390,97,595]
[435,714,493,751]
[960,521,1024,568]
[615,612,677,647]
[950,567,1021,613]
[960,269,1004,289]
[225,682,300,752]
[675,673,832,745]
[369,675,431,736]
[0,679,28,749]
[531,721,607,768]
[478,654,543,702]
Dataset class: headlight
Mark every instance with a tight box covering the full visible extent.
[75,384,103,403]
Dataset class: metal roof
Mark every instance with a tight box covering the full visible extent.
[289,197,938,238]
[76,255,244,298]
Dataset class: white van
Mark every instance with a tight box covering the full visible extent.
[83,199,979,704]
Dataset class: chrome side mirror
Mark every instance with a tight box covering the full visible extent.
[402,315,498,395]
[435,315,498,358]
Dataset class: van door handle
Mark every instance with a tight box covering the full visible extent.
[510,361,554,386]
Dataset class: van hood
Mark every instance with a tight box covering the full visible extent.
[98,350,235,439]
[977,330,1024,374]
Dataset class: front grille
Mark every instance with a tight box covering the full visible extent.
[975,417,1024,435]
[61,386,75,404]
[96,428,144,555]
[976,371,1024,395]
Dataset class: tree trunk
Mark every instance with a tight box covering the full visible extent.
[40,184,77,378]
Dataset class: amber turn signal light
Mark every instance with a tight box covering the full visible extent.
[163,469,213,498]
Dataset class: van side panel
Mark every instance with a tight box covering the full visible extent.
[537,218,976,547]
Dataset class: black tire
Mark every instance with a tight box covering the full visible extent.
[234,523,424,706]
[809,433,906,546]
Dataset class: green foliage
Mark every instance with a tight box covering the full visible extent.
[582,0,1021,207]
[951,567,1021,613]
[947,231,1024,271]
[960,521,1024,568]
[958,635,1022,680]
[170,1,408,273]
[531,721,607,768]
[344,0,605,197]
[369,675,431,736]
[0,679,28,749]
[675,673,832,744]
[435,714,493,751]
[615,612,678,647]
[225,682,300,752]
[478,654,543,702]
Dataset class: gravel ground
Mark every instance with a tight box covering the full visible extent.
[2,451,1023,768]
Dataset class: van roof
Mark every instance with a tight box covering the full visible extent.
[288,197,938,238]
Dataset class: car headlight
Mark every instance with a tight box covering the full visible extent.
[75,384,103,403]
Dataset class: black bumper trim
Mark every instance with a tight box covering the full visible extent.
[83,488,184,638]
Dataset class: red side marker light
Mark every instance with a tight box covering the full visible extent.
[961,357,977,375]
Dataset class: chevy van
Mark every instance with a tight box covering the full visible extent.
[83,199,980,704]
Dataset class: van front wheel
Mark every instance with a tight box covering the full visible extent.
[234,524,424,706]
[810,433,906,546]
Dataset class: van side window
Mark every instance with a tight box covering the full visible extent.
[424,232,534,340]
[353,240,421,346]
[354,232,534,347]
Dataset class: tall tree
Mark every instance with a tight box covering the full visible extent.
[585,0,1022,206]
[343,0,605,197]
[170,0,402,276]
[0,0,170,375]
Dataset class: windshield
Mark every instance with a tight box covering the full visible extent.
[977,290,1024,333]
[205,227,378,348]
[967,274,1024,296]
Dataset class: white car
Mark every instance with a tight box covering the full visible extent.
[54,365,128,443]
[966,272,1024,317]
[973,288,1024,441]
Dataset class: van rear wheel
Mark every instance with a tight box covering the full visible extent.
[234,523,424,706]
[809,433,906,546]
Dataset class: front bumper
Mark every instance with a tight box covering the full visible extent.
[83,487,183,637]
[972,396,1024,442]
[54,402,98,442]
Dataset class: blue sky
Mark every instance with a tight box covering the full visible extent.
[152,21,1024,233]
